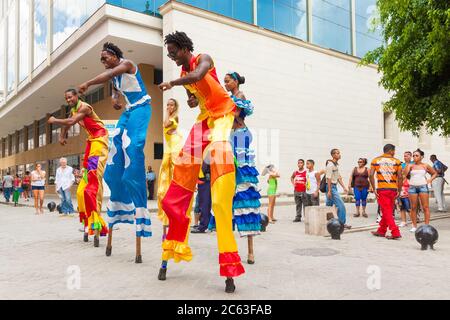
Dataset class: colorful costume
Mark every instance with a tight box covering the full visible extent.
[74,100,109,236]
[210,97,262,237]
[161,54,245,278]
[157,117,183,226]
[105,61,152,237]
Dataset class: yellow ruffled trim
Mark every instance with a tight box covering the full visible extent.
[162,239,193,263]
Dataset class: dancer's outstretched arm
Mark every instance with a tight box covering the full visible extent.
[78,60,134,94]
[48,105,90,145]
[158,54,213,91]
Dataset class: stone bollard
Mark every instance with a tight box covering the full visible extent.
[304,206,338,236]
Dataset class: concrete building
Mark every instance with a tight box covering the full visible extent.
[0,0,449,195]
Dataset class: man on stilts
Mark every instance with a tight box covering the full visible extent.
[158,31,245,293]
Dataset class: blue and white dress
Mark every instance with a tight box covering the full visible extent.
[209,96,262,236]
[105,60,152,238]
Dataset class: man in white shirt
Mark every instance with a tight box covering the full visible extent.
[55,158,75,216]
[2,172,14,202]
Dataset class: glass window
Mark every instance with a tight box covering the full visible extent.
[258,1,307,40]
[34,0,48,69]
[355,0,382,58]
[312,0,351,54]
[7,2,15,94]
[50,110,61,143]
[27,124,34,150]
[178,0,253,23]
[52,0,105,51]
[65,105,80,138]
[18,129,24,152]
[0,21,5,103]
[38,118,46,147]
[5,137,9,157]
[11,134,16,155]
[19,0,31,83]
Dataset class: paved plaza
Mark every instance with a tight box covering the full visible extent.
[1,198,449,300]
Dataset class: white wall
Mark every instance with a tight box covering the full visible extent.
[161,6,450,195]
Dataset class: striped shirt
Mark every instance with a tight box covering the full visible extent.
[370,154,402,190]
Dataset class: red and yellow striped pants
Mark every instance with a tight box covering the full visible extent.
[77,135,109,236]
[161,113,245,278]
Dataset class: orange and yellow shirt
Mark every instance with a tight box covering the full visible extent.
[181,54,235,121]
[71,100,107,139]
[370,154,402,190]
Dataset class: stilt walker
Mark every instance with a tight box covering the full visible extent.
[78,42,152,263]
[48,89,109,247]
[158,31,245,293]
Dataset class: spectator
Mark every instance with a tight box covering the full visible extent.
[325,149,351,229]
[291,159,307,222]
[146,166,156,200]
[192,161,212,234]
[55,157,75,216]
[2,172,13,203]
[430,154,447,212]
[22,171,31,202]
[31,163,46,214]
[305,160,321,207]
[348,158,370,218]
[398,176,411,227]
[404,149,437,232]
[13,174,22,206]
[262,165,279,223]
[370,144,403,239]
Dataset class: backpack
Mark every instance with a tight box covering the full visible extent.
[319,175,327,193]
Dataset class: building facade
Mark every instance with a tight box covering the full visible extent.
[0,0,449,195]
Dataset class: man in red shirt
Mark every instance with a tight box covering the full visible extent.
[291,159,308,222]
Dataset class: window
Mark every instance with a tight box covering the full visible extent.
[65,105,80,138]
[27,124,34,150]
[34,0,48,69]
[18,129,24,152]
[0,21,5,103]
[312,0,351,54]
[258,0,307,40]
[85,86,104,105]
[52,0,105,50]
[38,118,46,147]
[5,136,9,156]
[50,110,61,143]
[11,133,16,155]
[7,2,15,94]
[1,138,5,158]
[19,0,31,83]
[154,142,163,160]
[355,0,382,58]
[178,0,253,24]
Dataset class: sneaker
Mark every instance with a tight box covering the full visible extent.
[409,227,417,233]
[398,222,407,227]
[78,227,85,232]
[343,224,352,230]
[292,218,302,222]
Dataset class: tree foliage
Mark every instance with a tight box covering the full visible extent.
[361,0,450,136]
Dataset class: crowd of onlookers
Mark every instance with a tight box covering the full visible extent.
[263,145,447,236]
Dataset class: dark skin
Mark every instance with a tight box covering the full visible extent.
[224,74,246,129]
[78,51,135,110]
[158,43,215,108]
[47,92,91,146]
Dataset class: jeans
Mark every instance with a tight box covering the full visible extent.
[353,187,369,207]
[3,187,12,201]
[408,185,429,194]
[326,184,347,224]
[432,177,446,210]
[294,191,307,219]
[197,180,212,232]
[58,187,74,214]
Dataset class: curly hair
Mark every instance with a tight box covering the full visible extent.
[164,31,194,52]
[102,42,123,59]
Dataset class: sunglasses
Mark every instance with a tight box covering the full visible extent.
[167,48,180,58]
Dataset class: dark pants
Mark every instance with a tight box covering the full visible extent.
[305,193,320,206]
[3,187,12,202]
[147,180,154,200]
[294,191,308,219]
[197,180,212,232]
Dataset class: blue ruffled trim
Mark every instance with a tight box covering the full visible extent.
[237,175,259,184]
[237,165,259,176]
[208,213,261,233]
[233,199,261,209]
[234,187,261,202]
[232,96,254,117]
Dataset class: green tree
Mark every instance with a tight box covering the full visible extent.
[361,0,450,136]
